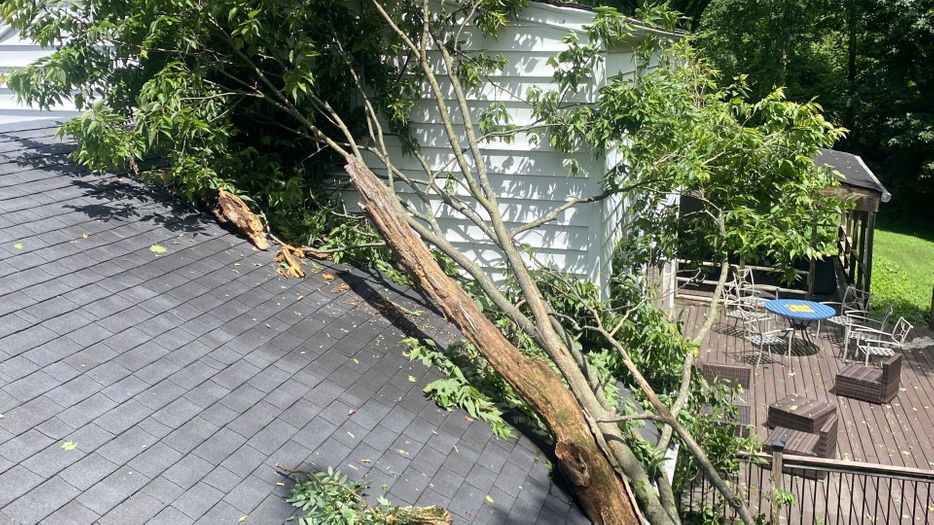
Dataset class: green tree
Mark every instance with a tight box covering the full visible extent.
[2,1,843,522]
[694,0,934,220]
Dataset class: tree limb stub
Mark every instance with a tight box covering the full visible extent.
[344,156,639,525]
[214,189,269,250]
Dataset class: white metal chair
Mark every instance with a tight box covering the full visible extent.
[850,317,914,366]
[724,281,756,319]
[818,285,871,339]
[743,316,793,367]
[841,308,892,362]
[734,267,776,309]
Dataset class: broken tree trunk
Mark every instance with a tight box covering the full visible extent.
[214,189,269,250]
[345,157,640,525]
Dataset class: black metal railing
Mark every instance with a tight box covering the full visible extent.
[680,450,934,524]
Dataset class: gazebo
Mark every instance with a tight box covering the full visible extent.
[815,148,891,296]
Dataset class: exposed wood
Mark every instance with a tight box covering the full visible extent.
[344,156,639,525]
[275,245,306,278]
[214,189,270,250]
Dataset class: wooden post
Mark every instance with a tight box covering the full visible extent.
[929,285,934,330]
[770,441,785,525]
[807,209,818,299]
[855,212,867,290]
[863,211,876,296]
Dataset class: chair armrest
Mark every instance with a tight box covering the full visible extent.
[846,313,886,330]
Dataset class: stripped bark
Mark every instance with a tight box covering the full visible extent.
[345,156,640,525]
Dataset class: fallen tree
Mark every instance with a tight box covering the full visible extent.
[3,0,844,522]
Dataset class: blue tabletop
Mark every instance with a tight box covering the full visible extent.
[765,299,836,321]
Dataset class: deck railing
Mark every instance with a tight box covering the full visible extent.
[680,450,934,524]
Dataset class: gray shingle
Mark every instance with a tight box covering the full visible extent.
[2,476,80,524]
[0,123,585,525]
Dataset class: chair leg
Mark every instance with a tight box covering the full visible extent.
[842,325,851,362]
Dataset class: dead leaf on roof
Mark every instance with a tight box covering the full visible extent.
[61,441,77,451]
[238,516,248,523]
[332,283,349,293]
[13,242,23,250]
[149,244,167,254]
[322,272,335,281]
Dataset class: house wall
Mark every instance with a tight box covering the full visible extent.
[0,25,80,125]
[345,3,655,294]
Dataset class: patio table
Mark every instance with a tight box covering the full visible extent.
[765,298,835,356]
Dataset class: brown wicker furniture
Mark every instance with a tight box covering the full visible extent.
[698,362,752,437]
[767,394,837,433]
[835,354,903,404]
[699,362,752,389]
[763,414,839,479]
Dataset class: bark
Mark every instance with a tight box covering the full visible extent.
[214,189,269,250]
[345,156,640,525]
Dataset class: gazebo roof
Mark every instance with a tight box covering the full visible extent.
[815,148,891,203]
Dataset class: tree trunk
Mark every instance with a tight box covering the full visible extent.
[345,156,640,525]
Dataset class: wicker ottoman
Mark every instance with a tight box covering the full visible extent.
[767,394,836,433]
[763,414,838,479]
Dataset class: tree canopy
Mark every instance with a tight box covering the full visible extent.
[695,0,934,220]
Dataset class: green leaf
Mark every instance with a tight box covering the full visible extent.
[61,441,77,451]
[149,244,167,254]
[13,242,23,250]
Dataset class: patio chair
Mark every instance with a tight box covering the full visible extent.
[817,285,871,338]
[723,282,766,328]
[850,317,913,366]
[742,316,793,366]
[734,267,776,309]
[840,307,892,361]
[835,354,902,404]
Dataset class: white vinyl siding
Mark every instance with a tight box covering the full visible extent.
[343,3,657,294]
[0,26,80,125]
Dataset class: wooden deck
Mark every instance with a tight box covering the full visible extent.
[677,301,934,523]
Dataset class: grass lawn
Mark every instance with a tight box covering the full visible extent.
[871,216,934,324]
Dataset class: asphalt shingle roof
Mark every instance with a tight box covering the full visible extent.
[814,148,891,202]
[0,120,587,524]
